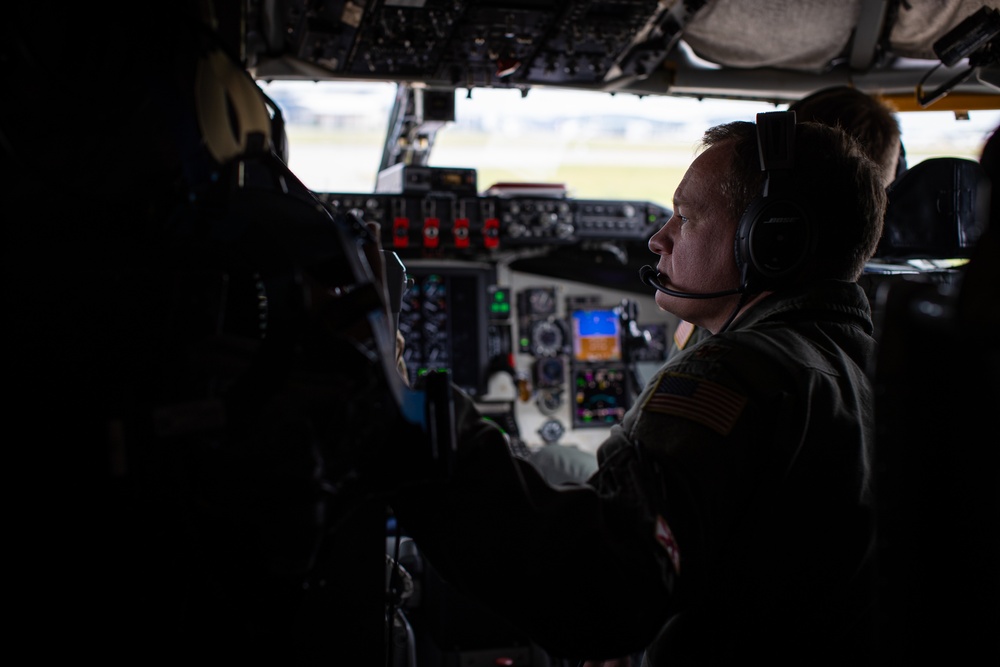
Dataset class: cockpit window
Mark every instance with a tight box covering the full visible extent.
[258,80,1000,205]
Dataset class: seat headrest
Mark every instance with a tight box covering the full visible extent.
[875,157,991,261]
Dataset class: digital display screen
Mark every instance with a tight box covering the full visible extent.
[571,309,622,362]
[573,365,629,428]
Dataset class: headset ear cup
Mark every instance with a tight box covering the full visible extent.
[735,197,814,291]
[734,195,761,287]
[195,48,272,163]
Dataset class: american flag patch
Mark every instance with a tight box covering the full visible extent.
[655,515,681,574]
[643,372,746,435]
[673,320,696,349]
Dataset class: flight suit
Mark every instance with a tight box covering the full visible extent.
[667,318,709,357]
[390,278,876,665]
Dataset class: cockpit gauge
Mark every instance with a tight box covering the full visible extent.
[534,356,565,389]
[536,388,563,414]
[530,317,568,357]
[518,286,558,315]
[538,418,565,444]
[526,287,556,315]
[517,286,561,353]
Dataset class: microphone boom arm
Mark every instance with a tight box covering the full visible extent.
[638,265,742,299]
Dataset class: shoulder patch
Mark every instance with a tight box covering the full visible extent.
[642,371,747,435]
[672,320,696,349]
[655,515,681,574]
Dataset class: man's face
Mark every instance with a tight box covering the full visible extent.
[647,141,745,332]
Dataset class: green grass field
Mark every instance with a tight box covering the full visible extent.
[285,124,986,205]
[287,126,693,203]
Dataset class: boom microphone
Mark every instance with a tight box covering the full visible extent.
[638,265,742,299]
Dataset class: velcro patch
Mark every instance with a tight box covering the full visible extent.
[655,515,681,574]
[643,371,747,435]
[673,320,696,349]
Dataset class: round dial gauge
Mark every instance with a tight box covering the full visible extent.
[528,288,556,315]
[537,418,565,444]
[530,318,565,357]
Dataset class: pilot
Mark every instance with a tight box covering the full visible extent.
[388,115,886,665]
[790,85,905,188]
[669,85,904,357]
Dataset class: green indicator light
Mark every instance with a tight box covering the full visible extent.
[482,416,508,434]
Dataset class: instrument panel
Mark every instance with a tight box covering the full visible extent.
[316,190,668,256]
[316,174,674,452]
[250,0,671,89]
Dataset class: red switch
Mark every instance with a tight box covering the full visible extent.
[423,217,440,248]
[483,217,500,249]
[392,217,409,248]
[453,218,470,248]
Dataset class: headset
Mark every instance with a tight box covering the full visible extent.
[734,110,815,292]
[640,110,815,298]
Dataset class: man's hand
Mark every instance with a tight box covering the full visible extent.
[361,221,392,323]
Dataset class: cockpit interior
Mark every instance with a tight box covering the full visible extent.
[5,1,999,665]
